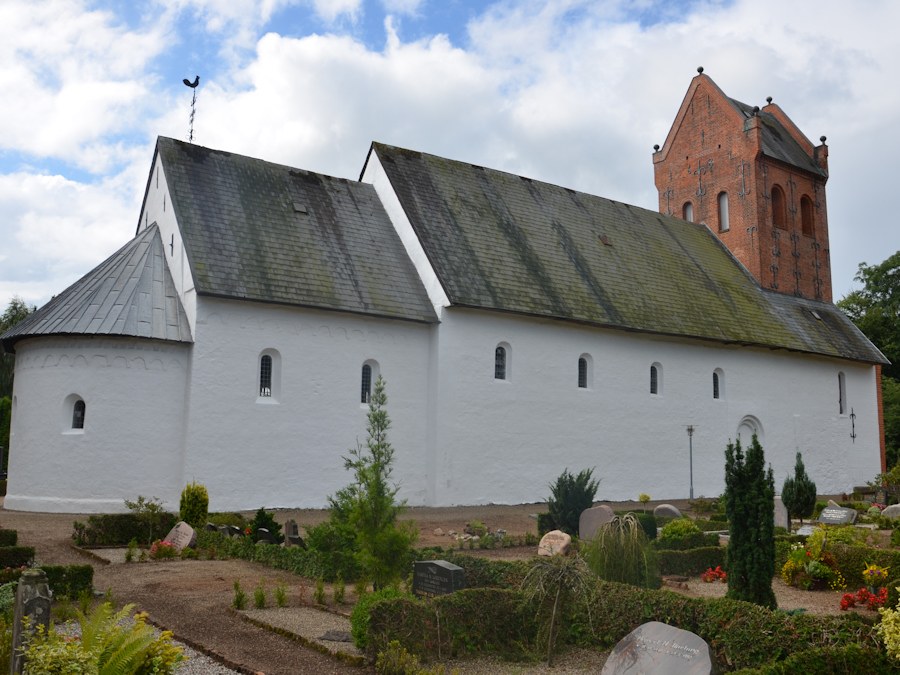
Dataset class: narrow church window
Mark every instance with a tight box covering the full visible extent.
[578,358,587,388]
[713,372,720,399]
[772,186,786,229]
[72,400,85,429]
[801,196,814,236]
[838,372,847,415]
[683,203,694,223]
[259,355,272,397]
[650,365,658,395]
[717,192,729,232]
[361,364,372,403]
[495,346,507,380]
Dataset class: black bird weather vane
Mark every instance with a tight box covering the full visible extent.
[183,76,200,143]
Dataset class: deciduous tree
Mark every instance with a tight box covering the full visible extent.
[0,296,36,399]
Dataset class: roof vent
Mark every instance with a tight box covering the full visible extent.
[293,202,308,214]
[599,235,612,247]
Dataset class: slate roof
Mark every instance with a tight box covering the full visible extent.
[371,143,886,365]
[1,224,192,353]
[728,98,826,177]
[155,137,437,323]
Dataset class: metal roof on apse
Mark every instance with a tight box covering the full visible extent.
[372,143,886,365]
[155,137,437,324]
[1,224,192,353]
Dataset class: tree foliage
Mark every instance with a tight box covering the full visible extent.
[546,468,600,536]
[781,452,817,523]
[724,434,776,610]
[0,296,36,399]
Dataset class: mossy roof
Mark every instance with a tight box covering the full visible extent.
[156,137,437,324]
[372,143,886,365]
[1,224,192,353]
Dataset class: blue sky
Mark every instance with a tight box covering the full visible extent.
[1,0,898,311]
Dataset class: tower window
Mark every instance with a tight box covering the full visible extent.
[72,400,85,429]
[578,358,587,388]
[495,346,507,380]
[683,202,694,223]
[717,192,729,232]
[259,355,272,397]
[361,364,372,403]
[772,185,787,229]
[801,196,814,236]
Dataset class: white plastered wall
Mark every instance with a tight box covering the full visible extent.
[425,307,881,505]
[180,297,432,511]
[5,337,190,513]
[137,154,197,333]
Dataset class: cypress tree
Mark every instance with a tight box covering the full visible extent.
[781,452,817,524]
[724,434,776,609]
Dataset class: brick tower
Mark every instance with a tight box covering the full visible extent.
[653,68,832,301]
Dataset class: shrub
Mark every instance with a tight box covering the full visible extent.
[333,575,345,604]
[781,452,817,524]
[351,586,410,650]
[0,582,15,619]
[0,530,17,547]
[536,513,556,537]
[40,565,93,597]
[613,511,657,539]
[233,580,248,610]
[658,547,726,576]
[653,532,719,551]
[73,512,177,547]
[583,514,660,589]
[304,520,360,580]
[248,508,284,544]
[724,434,776,609]
[149,540,177,561]
[314,578,326,605]
[124,495,171,543]
[179,481,209,528]
[0,547,33,568]
[660,517,701,539]
[274,580,288,608]
[546,468,600,537]
[254,578,267,608]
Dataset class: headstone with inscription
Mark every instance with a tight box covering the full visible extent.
[876,488,888,505]
[796,524,815,536]
[284,519,299,537]
[412,560,466,599]
[818,507,857,525]
[882,504,900,519]
[163,521,197,552]
[773,496,789,530]
[600,621,716,675]
[538,530,572,557]
[228,525,244,537]
[579,504,616,541]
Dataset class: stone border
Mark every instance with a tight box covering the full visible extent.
[229,608,371,668]
[70,545,111,565]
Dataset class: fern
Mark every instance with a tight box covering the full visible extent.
[77,602,157,675]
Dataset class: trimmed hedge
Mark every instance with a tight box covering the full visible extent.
[0,530,17,547]
[658,546,725,576]
[40,565,93,597]
[72,513,178,546]
[731,644,898,675]
[370,580,883,672]
[416,550,528,589]
[653,532,720,551]
[0,547,34,568]
[829,543,900,588]
[613,512,657,540]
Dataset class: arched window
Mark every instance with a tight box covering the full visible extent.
[683,202,694,223]
[717,192,729,232]
[801,196,814,236]
[361,364,373,403]
[495,346,507,380]
[72,400,85,429]
[838,372,847,415]
[713,372,720,399]
[259,355,273,397]
[772,185,787,229]
[578,358,587,388]
[650,364,661,395]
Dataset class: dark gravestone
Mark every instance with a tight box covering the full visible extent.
[601,621,716,675]
[284,519,299,537]
[818,507,857,525]
[205,523,218,532]
[218,525,231,537]
[286,534,307,549]
[876,488,888,505]
[412,560,465,599]
[228,525,244,537]
[256,528,276,544]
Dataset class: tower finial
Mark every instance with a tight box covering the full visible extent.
[697,66,704,74]
[820,136,827,143]
[766,96,773,104]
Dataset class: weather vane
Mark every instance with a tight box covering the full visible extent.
[183,76,200,143]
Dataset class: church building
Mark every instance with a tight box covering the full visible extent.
[1,71,887,513]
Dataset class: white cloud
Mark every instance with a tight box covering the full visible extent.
[380,0,422,15]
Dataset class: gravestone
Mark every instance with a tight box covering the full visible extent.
[600,621,716,675]
[286,534,307,549]
[796,524,815,536]
[654,504,682,519]
[163,521,197,552]
[284,519,299,537]
[876,488,888,505]
[412,560,466,599]
[228,525,244,537]
[579,504,616,541]
[205,523,218,532]
[256,528,276,544]
[882,504,900,519]
[10,569,52,675]
[218,525,231,536]
[773,496,789,530]
[818,507,857,525]
[537,530,571,557]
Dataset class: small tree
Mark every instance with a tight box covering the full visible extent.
[337,376,417,590]
[723,434,776,609]
[547,468,600,536]
[781,452,817,525]
[179,481,209,528]
[123,496,168,545]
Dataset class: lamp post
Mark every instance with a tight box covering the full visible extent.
[684,425,697,501]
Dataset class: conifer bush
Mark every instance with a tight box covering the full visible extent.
[724,434,776,609]
[546,468,600,536]
[781,452,817,524]
[179,481,209,528]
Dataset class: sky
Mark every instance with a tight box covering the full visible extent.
[1,0,899,312]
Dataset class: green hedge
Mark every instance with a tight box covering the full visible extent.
[653,532,720,551]
[0,530,17,547]
[40,565,93,597]
[72,513,178,546]
[0,547,34,568]
[416,550,528,590]
[370,580,883,672]
[710,513,728,523]
[658,547,725,576]
[613,512,657,540]
[829,544,900,588]
[731,644,898,675]
[694,519,729,532]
